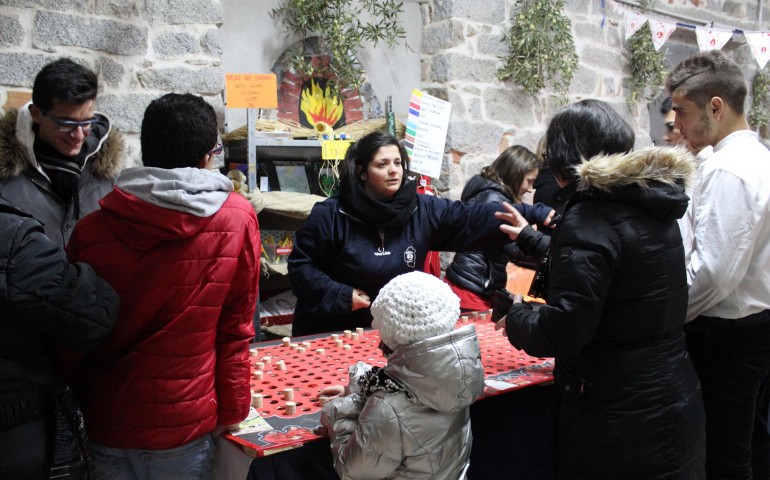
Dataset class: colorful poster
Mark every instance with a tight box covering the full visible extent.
[403,89,452,179]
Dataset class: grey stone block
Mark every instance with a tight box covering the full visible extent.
[422,19,464,55]
[95,0,136,18]
[0,53,52,87]
[154,32,199,58]
[483,87,535,124]
[98,92,157,134]
[95,57,125,87]
[477,32,507,58]
[0,14,24,47]
[432,0,505,24]
[33,11,147,56]
[430,53,498,82]
[569,64,599,96]
[200,28,222,56]
[143,0,223,25]
[136,67,223,95]
[447,120,505,154]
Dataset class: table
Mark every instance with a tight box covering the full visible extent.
[217,316,558,480]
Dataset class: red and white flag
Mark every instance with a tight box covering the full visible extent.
[624,10,648,40]
[650,19,677,51]
[744,31,770,69]
[695,27,733,52]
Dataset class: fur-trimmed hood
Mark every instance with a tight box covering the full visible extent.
[570,146,696,221]
[576,146,696,193]
[0,104,124,179]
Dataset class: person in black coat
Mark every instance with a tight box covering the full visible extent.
[444,145,552,311]
[495,100,706,479]
[0,197,119,479]
[288,131,552,337]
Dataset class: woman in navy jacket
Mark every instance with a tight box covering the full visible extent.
[288,131,551,336]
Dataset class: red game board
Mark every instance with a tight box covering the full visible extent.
[226,315,554,457]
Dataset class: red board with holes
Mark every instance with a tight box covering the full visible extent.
[226,314,554,457]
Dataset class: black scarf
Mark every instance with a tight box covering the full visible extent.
[340,178,418,228]
[33,127,100,220]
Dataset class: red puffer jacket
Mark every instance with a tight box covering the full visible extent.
[67,185,259,450]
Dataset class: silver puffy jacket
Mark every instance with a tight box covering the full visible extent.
[321,324,484,480]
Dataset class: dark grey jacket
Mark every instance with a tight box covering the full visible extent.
[0,104,124,248]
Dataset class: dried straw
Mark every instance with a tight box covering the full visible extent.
[223,117,406,143]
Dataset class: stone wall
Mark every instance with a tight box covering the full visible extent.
[0,0,225,167]
[418,0,770,199]
[0,0,767,181]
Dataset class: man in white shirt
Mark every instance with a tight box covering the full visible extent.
[667,50,770,479]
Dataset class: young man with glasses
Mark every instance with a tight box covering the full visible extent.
[0,57,124,248]
[66,93,259,479]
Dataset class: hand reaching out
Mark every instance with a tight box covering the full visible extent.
[495,202,530,241]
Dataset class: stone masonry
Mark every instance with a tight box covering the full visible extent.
[0,0,767,186]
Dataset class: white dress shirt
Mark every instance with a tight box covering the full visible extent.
[685,130,770,321]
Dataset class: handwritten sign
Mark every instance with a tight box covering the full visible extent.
[403,89,452,178]
[321,139,352,160]
[225,73,277,109]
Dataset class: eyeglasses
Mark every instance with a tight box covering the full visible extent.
[41,109,98,134]
[665,122,676,133]
[208,143,223,156]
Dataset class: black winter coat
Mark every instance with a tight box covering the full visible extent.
[504,148,705,479]
[445,175,550,298]
[289,193,526,336]
[0,198,119,430]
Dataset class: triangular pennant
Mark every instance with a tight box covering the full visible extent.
[695,26,733,52]
[744,32,770,69]
[607,0,623,13]
[624,10,648,40]
[650,19,677,51]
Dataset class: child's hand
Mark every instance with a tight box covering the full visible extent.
[352,288,371,311]
[319,385,349,401]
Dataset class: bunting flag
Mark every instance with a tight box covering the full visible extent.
[605,1,770,69]
[695,27,733,52]
[744,32,770,69]
[650,19,678,51]
[624,9,648,40]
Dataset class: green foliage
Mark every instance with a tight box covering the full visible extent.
[496,0,579,97]
[271,0,406,96]
[749,68,770,129]
[626,23,667,109]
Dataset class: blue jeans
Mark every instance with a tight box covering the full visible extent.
[90,434,214,480]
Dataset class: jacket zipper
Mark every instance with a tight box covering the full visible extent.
[378,228,385,253]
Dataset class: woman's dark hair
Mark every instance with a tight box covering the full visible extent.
[339,130,411,194]
[481,145,539,203]
[545,99,634,183]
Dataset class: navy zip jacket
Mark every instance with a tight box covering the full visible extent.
[288,193,547,336]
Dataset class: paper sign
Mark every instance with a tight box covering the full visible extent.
[403,89,452,178]
[651,19,677,51]
[695,27,733,52]
[225,73,278,109]
[321,139,352,160]
[745,32,770,69]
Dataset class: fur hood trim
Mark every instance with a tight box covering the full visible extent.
[576,146,695,193]
[0,107,124,179]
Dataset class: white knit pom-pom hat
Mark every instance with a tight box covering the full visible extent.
[371,271,460,349]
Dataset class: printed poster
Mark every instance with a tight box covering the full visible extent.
[403,89,452,179]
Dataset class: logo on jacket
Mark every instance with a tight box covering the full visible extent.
[404,246,416,268]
